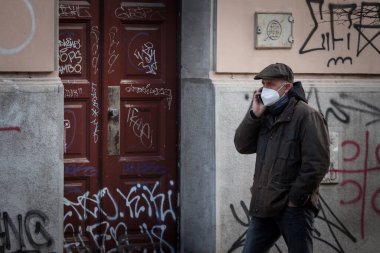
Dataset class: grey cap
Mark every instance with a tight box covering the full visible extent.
[254,63,294,83]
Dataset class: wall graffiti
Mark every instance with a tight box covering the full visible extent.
[126,107,154,149]
[228,195,357,253]
[59,3,91,18]
[300,1,380,67]
[0,0,35,55]
[134,42,158,75]
[306,87,380,126]
[115,6,164,20]
[58,37,83,75]
[0,211,55,253]
[64,88,83,98]
[90,26,100,76]
[0,127,21,133]
[115,6,153,20]
[64,181,176,253]
[108,27,120,74]
[64,110,76,152]
[90,83,100,144]
[331,131,380,239]
[125,84,173,110]
[122,162,166,175]
[64,165,97,177]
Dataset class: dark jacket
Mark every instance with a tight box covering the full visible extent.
[234,82,330,217]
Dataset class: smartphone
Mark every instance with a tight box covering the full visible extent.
[257,95,263,104]
[257,87,264,104]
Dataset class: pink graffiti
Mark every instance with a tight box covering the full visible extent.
[342,140,360,162]
[0,127,21,132]
[331,131,380,239]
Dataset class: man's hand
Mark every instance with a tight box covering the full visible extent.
[288,201,298,207]
[251,89,266,117]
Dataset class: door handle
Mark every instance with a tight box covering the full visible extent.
[108,108,119,119]
[107,86,120,155]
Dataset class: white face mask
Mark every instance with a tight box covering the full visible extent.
[260,83,285,106]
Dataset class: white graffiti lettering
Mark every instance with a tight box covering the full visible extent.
[134,42,158,75]
[91,83,99,143]
[91,26,100,75]
[108,26,120,74]
[59,4,92,18]
[125,84,172,110]
[127,107,153,148]
[63,181,176,252]
[59,38,82,75]
[64,88,83,98]
[115,6,153,20]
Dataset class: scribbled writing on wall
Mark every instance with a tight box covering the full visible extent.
[331,131,380,239]
[90,83,100,144]
[134,42,158,75]
[0,0,35,55]
[90,26,100,76]
[300,1,380,67]
[59,37,83,75]
[0,211,55,253]
[59,3,91,18]
[0,127,21,133]
[125,84,173,110]
[64,110,76,152]
[64,180,176,253]
[306,87,380,127]
[115,6,164,20]
[64,165,97,177]
[126,107,154,149]
[64,88,83,98]
[228,195,357,253]
[122,162,166,175]
[108,27,120,74]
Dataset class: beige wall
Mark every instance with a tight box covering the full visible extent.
[217,0,380,74]
[0,0,55,71]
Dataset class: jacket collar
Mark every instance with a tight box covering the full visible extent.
[264,97,298,130]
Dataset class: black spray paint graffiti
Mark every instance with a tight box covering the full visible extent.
[228,194,357,253]
[0,211,54,253]
[306,87,380,126]
[300,0,380,67]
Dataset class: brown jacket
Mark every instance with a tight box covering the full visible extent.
[234,82,330,217]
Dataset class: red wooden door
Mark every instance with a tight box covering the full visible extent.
[59,1,178,252]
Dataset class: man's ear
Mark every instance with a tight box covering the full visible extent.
[284,82,292,93]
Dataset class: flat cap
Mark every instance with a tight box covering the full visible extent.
[254,63,294,83]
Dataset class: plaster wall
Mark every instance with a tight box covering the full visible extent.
[0,1,63,252]
[216,0,380,74]
[0,78,63,253]
[0,0,55,71]
[181,0,380,252]
[214,79,380,253]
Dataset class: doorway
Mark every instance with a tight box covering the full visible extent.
[59,1,179,252]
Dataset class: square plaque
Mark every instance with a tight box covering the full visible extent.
[255,12,294,49]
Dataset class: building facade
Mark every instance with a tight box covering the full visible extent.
[0,0,379,252]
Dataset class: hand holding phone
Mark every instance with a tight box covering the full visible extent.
[251,88,266,117]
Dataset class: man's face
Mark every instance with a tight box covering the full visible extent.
[262,79,289,97]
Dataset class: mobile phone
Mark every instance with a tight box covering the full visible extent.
[258,95,263,104]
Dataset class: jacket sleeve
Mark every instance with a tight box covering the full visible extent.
[234,110,263,154]
[288,110,330,206]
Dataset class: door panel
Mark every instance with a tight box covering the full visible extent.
[60,1,178,252]
[59,0,101,252]
[102,1,178,252]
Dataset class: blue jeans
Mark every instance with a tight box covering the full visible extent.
[242,206,314,253]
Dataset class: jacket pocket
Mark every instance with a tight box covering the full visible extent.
[273,139,301,184]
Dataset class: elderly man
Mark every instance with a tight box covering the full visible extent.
[234,63,330,253]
